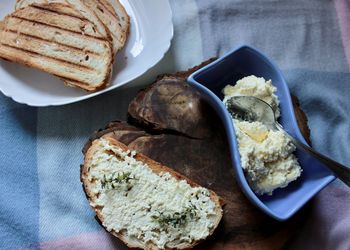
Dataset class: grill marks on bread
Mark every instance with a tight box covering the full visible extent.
[15,0,111,40]
[15,0,130,55]
[82,0,124,53]
[5,16,107,49]
[14,4,100,37]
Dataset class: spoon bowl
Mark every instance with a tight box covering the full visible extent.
[225,96,276,129]
[187,45,335,221]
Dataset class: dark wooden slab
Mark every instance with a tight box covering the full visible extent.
[84,61,310,249]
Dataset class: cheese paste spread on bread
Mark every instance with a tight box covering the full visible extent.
[88,139,219,249]
[223,75,302,195]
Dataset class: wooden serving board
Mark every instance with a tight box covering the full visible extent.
[84,61,311,249]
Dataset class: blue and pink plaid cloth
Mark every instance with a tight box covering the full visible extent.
[1,0,350,249]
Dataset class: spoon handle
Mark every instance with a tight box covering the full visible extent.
[276,123,350,187]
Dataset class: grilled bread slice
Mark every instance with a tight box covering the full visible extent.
[16,0,130,54]
[100,0,130,47]
[0,3,113,91]
[79,0,128,54]
[82,136,223,250]
[15,0,112,42]
[108,0,129,40]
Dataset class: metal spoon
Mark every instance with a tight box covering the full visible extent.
[226,96,350,187]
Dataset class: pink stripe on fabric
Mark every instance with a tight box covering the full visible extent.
[335,0,350,71]
[290,185,350,249]
[39,231,125,250]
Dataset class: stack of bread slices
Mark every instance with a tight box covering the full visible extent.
[0,0,130,91]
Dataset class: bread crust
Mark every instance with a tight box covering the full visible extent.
[83,0,129,54]
[106,0,130,47]
[81,136,223,249]
[107,0,130,46]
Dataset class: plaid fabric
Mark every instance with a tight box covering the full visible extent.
[1,0,350,249]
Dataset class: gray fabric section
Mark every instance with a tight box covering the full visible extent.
[286,69,350,167]
[195,0,348,72]
[168,0,204,70]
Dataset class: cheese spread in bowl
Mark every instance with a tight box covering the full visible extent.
[222,76,302,195]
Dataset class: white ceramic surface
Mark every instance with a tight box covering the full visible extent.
[0,0,173,106]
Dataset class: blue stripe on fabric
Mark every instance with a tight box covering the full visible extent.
[0,96,39,250]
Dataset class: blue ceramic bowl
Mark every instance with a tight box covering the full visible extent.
[187,45,335,221]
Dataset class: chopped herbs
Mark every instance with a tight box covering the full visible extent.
[101,172,136,189]
[151,205,198,228]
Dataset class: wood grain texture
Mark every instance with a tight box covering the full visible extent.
[83,61,310,249]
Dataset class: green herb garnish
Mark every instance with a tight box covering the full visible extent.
[101,172,135,189]
[151,205,198,228]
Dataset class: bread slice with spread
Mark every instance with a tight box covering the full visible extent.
[81,136,223,249]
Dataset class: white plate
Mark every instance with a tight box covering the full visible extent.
[0,0,173,106]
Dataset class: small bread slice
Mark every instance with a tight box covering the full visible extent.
[107,0,129,41]
[100,0,130,47]
[80,0,128,54]
[81,137,223,249]
[0,3,113,91]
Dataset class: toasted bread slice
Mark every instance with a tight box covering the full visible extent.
[80,0,128,54]
[100,0,130,47]
[15,0,112,41]
[16,0,130,54]
[108,0,129,41]
[0,3,113,91]
[81,137,223,249]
